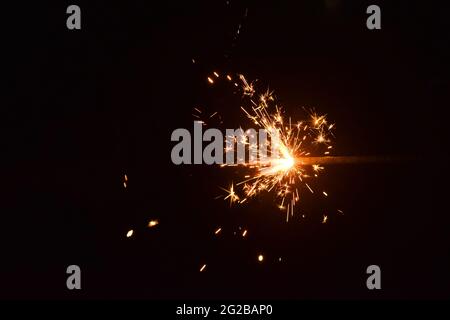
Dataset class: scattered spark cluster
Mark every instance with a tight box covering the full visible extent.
[123,174,160,238]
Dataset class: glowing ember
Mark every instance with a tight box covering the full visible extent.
[148,220,159,228]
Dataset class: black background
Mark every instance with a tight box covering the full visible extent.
[4,0,450,299]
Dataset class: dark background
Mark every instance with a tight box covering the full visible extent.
[4,0,450,299]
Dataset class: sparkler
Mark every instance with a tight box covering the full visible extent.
[219,75,335,220]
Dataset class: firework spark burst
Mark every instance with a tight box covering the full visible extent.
[220,75,335,220]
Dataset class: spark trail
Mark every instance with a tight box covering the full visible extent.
[297,155,398,165]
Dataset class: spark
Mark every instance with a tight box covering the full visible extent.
[242,230,248,237]
[322,215,328,224]
[323,191,328,197]
[148,220,159,228]
[213,71,219,78]
[200,264,207,272]
[221,183,240,206]
[215,227,222,235]
[258,254,264,262]
[123,174,128,188]
[126,230,133,238]
[312,164,324,172]
[316,134,326,144]
[227,75,232,81]
[239,74,255,96]
[209,111,218,118]
[207,77,214,84]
